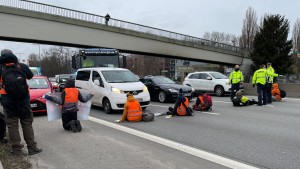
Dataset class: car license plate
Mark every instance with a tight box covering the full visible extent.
[185,93,191,96]
[137,98,143,102]
[30,103,37,108]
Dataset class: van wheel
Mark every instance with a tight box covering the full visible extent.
[158,91,167,103]
[103,98,112,114]
[215,86,224,97]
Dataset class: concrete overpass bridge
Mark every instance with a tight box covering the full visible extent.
[0,0,250,66]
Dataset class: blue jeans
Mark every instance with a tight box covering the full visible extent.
[257,83,267,105]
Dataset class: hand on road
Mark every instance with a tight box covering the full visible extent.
[115,120,120,123]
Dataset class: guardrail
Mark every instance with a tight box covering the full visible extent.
[0,0,244,54]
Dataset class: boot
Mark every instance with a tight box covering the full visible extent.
[28,147,42,155]
[75,120,82,132]
[70,120,77,133]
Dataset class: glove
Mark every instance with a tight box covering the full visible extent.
[252,84,255,88]
[115,120,121,123]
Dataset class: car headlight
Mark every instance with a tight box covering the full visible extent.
[168,89,178,93]
[111,87,121,94]
[143,86,148,93]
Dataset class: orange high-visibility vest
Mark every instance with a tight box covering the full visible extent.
[198,96,206,110]
[64,88,79,105]
[177,98,189,116]
[127,100,142,122]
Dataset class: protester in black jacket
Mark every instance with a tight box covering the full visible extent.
[0,49,42,155]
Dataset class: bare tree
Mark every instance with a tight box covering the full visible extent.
[292,18,300,73]
[203,31,239,46]
[239,7,258,51]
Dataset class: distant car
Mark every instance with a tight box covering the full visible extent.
[55,74,74,92]
[183,71,231,96]
[28,76,53,113]
[140,76,194,103]
[48,77,58,89]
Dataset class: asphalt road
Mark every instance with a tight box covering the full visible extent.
[28,95,300,169]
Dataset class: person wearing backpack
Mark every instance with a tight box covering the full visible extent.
[0,49,42,155]
[193,92,213,111]
[167,89,193,116]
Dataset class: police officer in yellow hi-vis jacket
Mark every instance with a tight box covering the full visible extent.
[229,65,244,100]
[252,64,267,106]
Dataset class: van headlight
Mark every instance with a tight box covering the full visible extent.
[111,87,121,94]
[143,86,148,93]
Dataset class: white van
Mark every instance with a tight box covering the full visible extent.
[75,67,150,113]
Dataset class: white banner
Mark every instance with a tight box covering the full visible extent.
[46,100,91,121]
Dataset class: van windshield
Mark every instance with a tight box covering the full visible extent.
[102,70,139,83]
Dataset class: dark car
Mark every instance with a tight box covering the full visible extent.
[55,74,74,92]
[140,76,194,103]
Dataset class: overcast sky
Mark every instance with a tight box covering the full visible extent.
[0,0,299,58]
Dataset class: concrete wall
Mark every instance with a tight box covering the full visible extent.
[243,83,300,98]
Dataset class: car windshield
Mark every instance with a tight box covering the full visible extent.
[101,70,139,83]
[28,78,49,89]
[152,77,176,84]
[209,72,228,79]
[59,75,71,83]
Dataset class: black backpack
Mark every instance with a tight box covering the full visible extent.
[280,89,286,98]
[1,64,29,98]
[232,96,242,106]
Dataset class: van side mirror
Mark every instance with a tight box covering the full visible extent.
[207,77,212,80]
[94,79,100,86]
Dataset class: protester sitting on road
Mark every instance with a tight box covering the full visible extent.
[60,79,93,133]
[232,90,258,106]
[116,92,142,123]
[167,89,193,116]
[271,83,282,101]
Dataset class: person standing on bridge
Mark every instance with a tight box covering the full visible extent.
[252,64,267,106]
[105,13,110,25]
[229,65,244,100]
[266,63,279,104]
[0,49,42,155]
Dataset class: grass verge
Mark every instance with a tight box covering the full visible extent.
[0,143,32,169]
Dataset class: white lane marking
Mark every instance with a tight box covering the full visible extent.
[89,116,258,169]
[150,104,220,116]
[213,101,232,104]
[282,98,300,101]
[200,112,220,115]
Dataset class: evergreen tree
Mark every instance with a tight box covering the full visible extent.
[250,14,293,74]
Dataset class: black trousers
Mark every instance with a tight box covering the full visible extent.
[266,83,273,103]
[230,83,240,100]
[0,113,6,140]
[62,112,77,131]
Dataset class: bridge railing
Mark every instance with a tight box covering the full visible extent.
[0,0,244,54]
